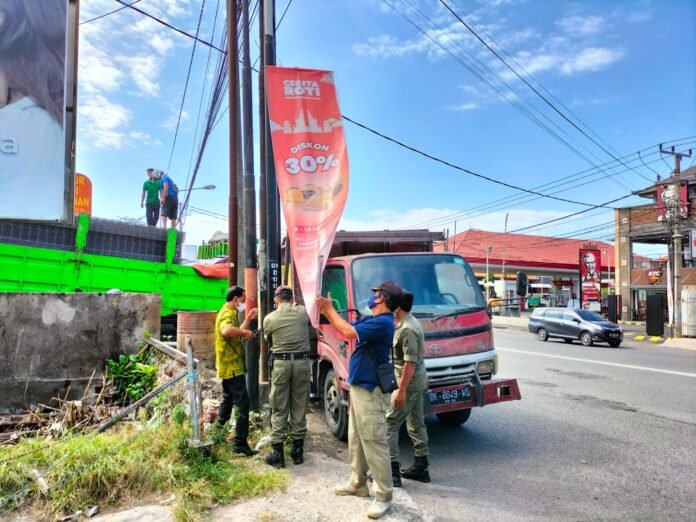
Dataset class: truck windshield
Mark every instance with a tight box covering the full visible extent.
[351,254,486,316]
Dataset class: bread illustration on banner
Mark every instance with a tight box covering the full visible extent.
[284,180,346,211]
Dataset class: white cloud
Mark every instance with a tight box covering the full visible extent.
[78,37,123,94]
[556,15,606,35]
[560,47,624,75]
[129,131,162,147]
[150,34,175,55]
[454,102,479,111]
[116,55,162,97]
[79,95,132,149]
[163,109,190,131]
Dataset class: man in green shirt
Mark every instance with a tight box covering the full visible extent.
[140,168,161,226]
[263,285,311,468]
[213,286,258,456]
[386,290,430,485]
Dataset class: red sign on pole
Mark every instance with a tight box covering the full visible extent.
[74,173,92,216]
[580,249,601,310]
[265,67,349,326]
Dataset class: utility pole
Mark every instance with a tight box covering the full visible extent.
[241,0,259,410]
[486,246,492,301]
[226,0,239,286]
[660,144,693,338]
[501,212,509,299]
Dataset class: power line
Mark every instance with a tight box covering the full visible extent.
[439,0,653,184]
[277,0,294,29]
[114,0,226,53]
[384,0,635,192]
[166,0,207,174]
[80,0,142,25]
[342,115,617,209]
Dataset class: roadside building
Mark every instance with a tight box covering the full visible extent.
[437,229,616,309]
[615,165,696,322]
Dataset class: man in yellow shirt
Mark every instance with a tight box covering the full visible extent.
[213,286,258,456]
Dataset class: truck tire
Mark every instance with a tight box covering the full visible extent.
[436,408,471,427]
[324,369,348,441]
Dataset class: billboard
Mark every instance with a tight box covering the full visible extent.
[265,67,350,326]
[0,0,72,221]
[580,249,601,311]
[74,173,92,216]
[656,182,688,222]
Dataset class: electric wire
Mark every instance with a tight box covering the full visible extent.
[165,0,207,175]
[439,0,653,184]
[449,0,656,183]
[114,0,226,53]
[382,0,630,190]
[80,0,142,25]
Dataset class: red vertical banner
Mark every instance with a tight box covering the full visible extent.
[580,249,601,311]
[265,67,349,326]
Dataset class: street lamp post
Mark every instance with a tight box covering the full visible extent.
[603,250,612,294]
[485,246,493,301]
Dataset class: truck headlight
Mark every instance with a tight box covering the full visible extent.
[477,359,494,375]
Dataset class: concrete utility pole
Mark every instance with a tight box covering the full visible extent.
[660,144,692,338]
[485,246,493,301]
[226,0,239,286]
[501,212,509,299]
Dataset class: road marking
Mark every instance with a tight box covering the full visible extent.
[649,336,662,342]
[496,347,696,378]
[635,335,646,340]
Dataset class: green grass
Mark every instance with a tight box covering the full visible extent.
[0,416,287,521]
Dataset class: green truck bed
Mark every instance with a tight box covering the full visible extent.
[0,215,227,315]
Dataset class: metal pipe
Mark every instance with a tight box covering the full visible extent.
[227,0,239,285]
[186,335,200,443]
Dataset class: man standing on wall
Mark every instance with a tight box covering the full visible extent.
[140,168,161,226]
[263,285,311,468]
[386,290,431,486]
[159,170,178,229]
[212,286,259,456]
[316,281,402,520]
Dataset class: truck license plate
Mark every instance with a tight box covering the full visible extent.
[429,385,471,406]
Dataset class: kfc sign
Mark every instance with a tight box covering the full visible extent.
[647,269,663,284]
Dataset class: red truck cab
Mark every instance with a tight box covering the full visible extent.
[308,231,520,440]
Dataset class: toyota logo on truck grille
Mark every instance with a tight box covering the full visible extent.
[428,344,443,355]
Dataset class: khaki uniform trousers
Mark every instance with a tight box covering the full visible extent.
[348,384,393,502]
[269,359,311,444]
[387,388,429,461]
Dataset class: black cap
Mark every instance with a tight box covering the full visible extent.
[371,281,403,298]
[274,285,293,298]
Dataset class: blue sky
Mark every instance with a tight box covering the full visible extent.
[76,0,696,255]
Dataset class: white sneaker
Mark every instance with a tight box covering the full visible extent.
[334,482,369,497]
[367,499,391,519]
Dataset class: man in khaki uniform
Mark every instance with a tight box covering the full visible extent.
[387,291,430,485]
[263,285,311,468]
[316,281,402,520]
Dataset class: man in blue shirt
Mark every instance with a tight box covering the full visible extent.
[316,281,402,520]
[158,170,178,229]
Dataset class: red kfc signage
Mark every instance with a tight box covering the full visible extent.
[580,249,601,311]
[647,269,663,284]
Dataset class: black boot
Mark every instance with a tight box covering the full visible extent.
[401,456,430,483]
[391,461,402,488]
[290,439,304,465]
[233,439,259,457]
[265,443,285,468]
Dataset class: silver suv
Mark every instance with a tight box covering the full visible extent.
[528,307,623,347]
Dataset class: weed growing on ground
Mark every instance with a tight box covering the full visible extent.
[0,416,286,521]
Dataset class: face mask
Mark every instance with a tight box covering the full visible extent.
[368,294,383,309]
[236,302,246,313]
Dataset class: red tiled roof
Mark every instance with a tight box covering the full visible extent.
[436,229,615,271]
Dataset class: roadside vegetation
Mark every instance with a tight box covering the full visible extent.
[0,350,287,521]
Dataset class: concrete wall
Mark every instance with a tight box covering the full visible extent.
[0,293,161,414]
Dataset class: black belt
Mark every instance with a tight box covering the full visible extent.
[272,352,310,361]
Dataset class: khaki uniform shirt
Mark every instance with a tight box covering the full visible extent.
[393,313,427,392]
[215,304,246,379]
[263,303,310,354]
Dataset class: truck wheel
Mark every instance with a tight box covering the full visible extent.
[536,328,549,341]
[323,369,348,441]
[580,331,594,346]
[436,408,471,427]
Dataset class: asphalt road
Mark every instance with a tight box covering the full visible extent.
[393,327,696,521]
